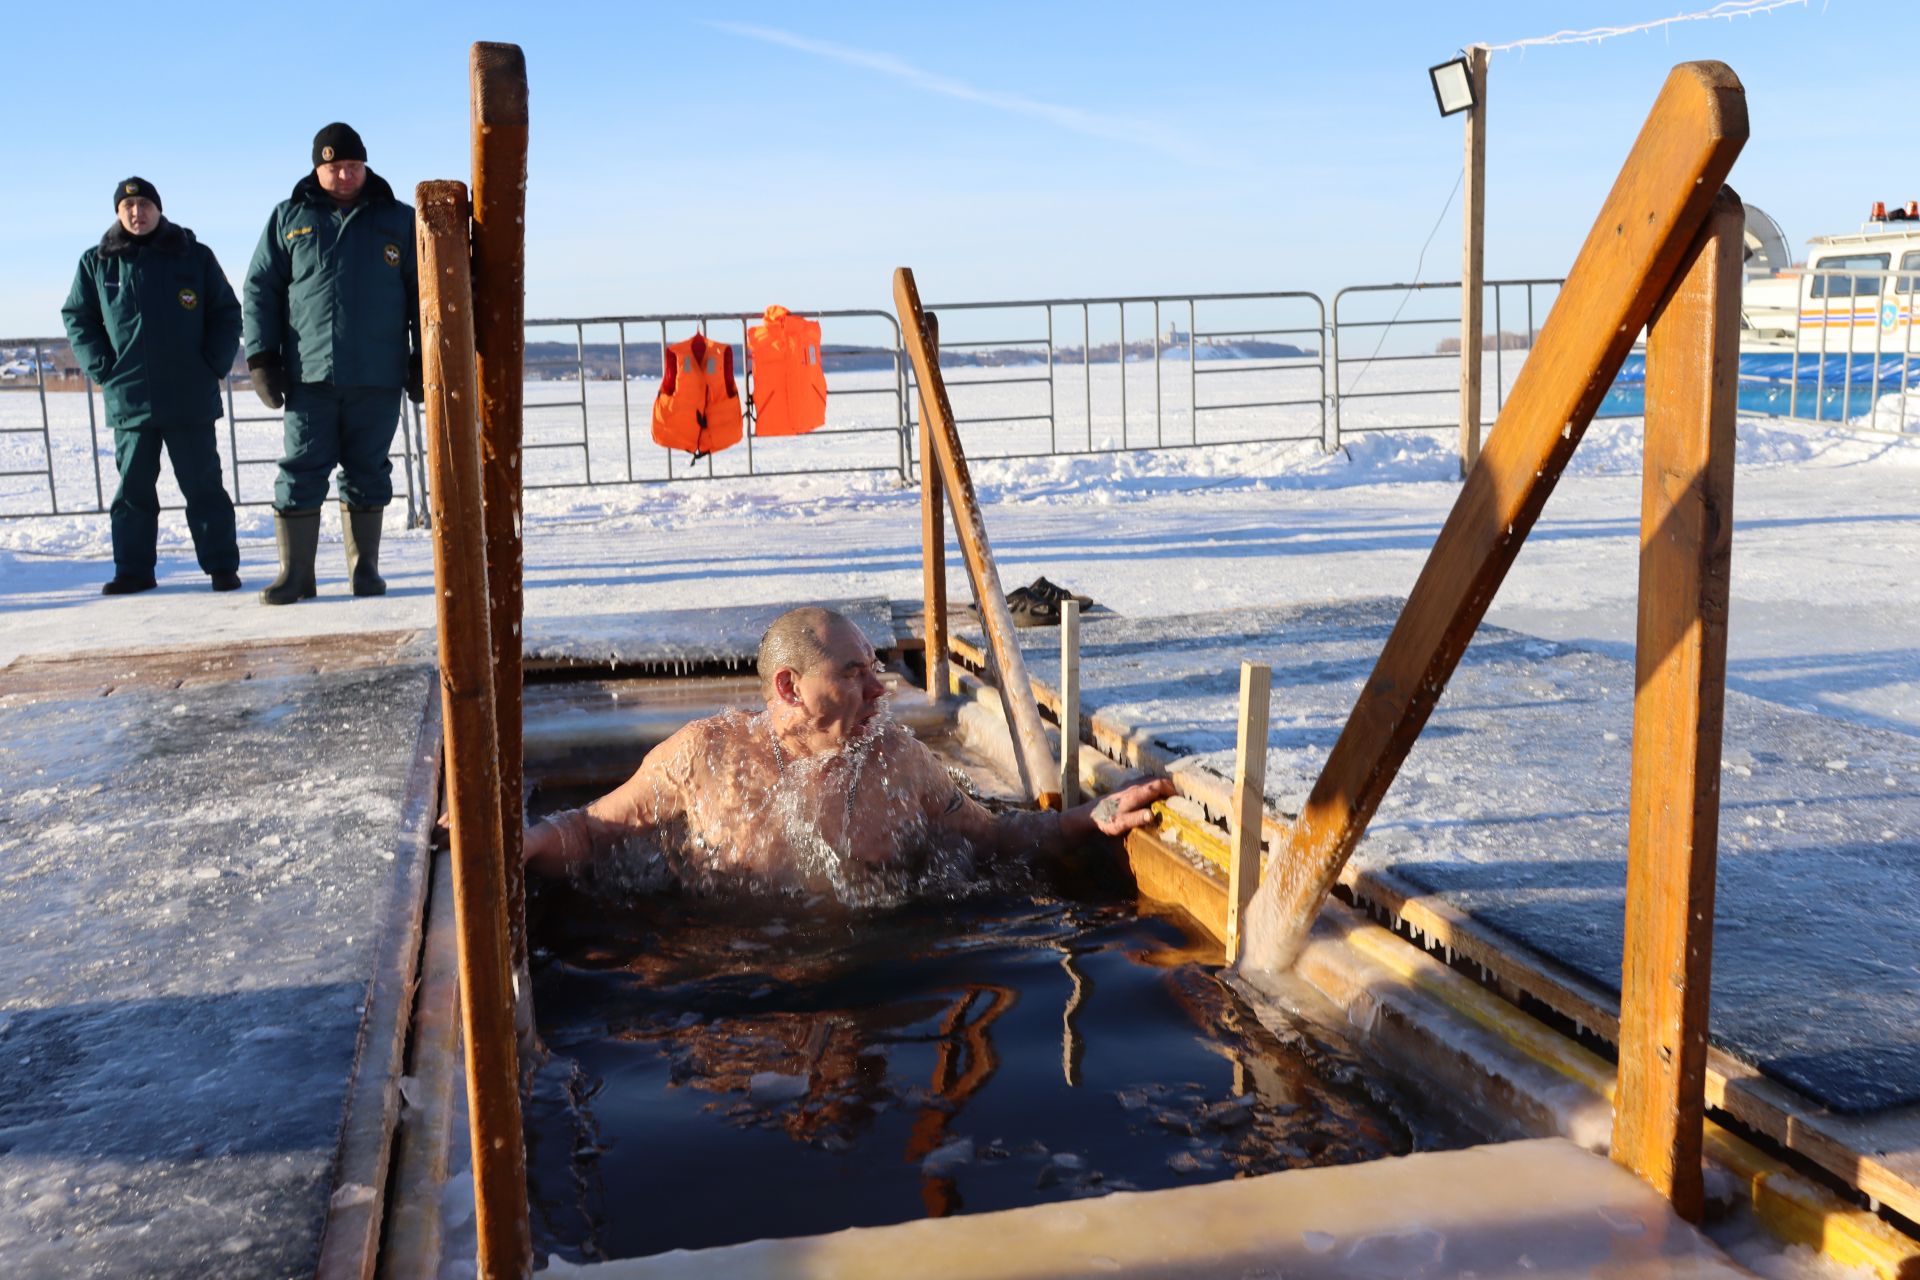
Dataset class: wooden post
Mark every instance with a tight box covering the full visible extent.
[416,179,532,1280]
[1059,599,1081,810]
[469,41,533,1018]
[1611,188,1742,1224]
[1459,43,1489,478]
[1226,662,1271,964]
[919,311,950,704]
[1239,62,1747,974]
[895,267,1058,803]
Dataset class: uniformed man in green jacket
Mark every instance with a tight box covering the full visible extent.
[61,177,244,595]
[244,123,421,606]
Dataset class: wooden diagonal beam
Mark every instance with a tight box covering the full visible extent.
[1241,61,1748,973]
[895,267,1057,803]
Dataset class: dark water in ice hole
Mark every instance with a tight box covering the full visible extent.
[523,789,1465,1264]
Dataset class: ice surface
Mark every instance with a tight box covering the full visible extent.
[526,596,899,667]
[970,600,1920,1113]
[0,664,433,1277]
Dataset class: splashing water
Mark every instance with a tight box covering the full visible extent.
[567,708,996,910]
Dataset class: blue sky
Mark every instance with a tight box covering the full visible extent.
[2,1,1908,338]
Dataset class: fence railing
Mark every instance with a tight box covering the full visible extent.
[910,291,1330,463]
[518,309,910,489]
[1724,267,1917,430]
[8,268,1914,520]
[1330,278,1569,441]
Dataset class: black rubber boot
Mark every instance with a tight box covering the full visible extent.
[342,503,387,597]
[102,573,158,596]
[259,508,320,606]
[210,570,243,592]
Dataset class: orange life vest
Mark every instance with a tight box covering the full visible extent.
[652,333,743,458]
[747,305,828,437]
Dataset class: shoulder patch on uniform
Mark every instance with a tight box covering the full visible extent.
[382,243,400,267]
[177,287,198,311]
[285,226,313,241]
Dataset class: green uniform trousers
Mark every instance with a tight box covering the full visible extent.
[274,382,402,511]
[111,422,240,575]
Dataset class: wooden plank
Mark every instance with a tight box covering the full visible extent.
[1612,189,1743,1223]
[1226,662,1271,964]
[1059,599,1081,809]
[1242,62,1748,973]
[1125,827,1228,947]
[918,312,950,706]
[469,41,533,997]
[416,178,532,1280]
[315,685,442,1280]
[0,630,421,705]
[1121,835,1920,1279]
[377,850,463,1280]
[1458,43,1489,476]
[1338,862,1920,1230]
[895,267,1057,802]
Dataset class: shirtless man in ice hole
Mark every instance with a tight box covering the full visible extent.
[523,606,1173,895]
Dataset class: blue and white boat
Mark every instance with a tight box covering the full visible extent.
[1605,201,1920,424]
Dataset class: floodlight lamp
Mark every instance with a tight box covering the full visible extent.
[1430,56,1475,117]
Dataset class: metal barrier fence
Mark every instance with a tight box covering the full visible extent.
[910,291,1330,463]
[1330,278,1567,442]
[0,342,427,524]
[1721,268,1917,431]
[516,309,909,489]
[10,270,1913,520]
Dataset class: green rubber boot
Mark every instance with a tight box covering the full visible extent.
[342,503,387,597]
[259,508,320,606]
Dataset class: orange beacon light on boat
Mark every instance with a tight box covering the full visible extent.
[747,305,829,437]
[653,332,744,460]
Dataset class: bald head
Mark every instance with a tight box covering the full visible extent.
[757,606,855,700]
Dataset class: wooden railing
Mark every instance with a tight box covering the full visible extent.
[1238,61,1748,1222]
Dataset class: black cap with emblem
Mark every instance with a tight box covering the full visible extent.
[113,177,161,212]
[312,122,367,167]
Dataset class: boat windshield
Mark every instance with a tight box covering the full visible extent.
[1810,252,1888,298]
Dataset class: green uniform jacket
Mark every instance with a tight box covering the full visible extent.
[60,220,242,429]
[243,170,418,388]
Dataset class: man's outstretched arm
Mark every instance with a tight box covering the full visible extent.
[931,768,1175,860]
[524,723,694,874]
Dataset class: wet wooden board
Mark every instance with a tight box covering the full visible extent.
[0,629,424,706]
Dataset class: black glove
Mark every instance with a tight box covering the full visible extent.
[248,354,287,410]
[406,352,424,404]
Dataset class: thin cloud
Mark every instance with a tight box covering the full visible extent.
[710,21,1196,161]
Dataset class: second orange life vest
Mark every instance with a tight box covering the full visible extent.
[652,333,743,458]
[747,305,828,437]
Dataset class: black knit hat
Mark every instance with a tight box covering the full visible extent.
[312,122,367,167]
[113,177,161,212]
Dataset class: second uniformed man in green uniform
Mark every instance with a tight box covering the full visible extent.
[244,122,421,606]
